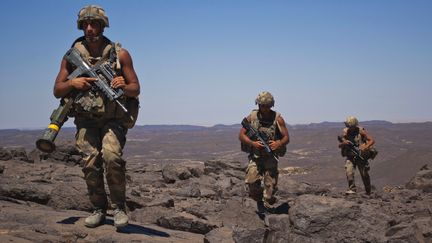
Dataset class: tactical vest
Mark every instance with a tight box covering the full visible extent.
[342,126,378,160]
[342,127,366,158]
[242,109,287,157]
[70,36,139,128]
[344,127,364,144]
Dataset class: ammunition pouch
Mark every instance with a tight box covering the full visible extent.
[74,90,106,116]
[74,94,139,129]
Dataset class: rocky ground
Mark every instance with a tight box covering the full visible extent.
[0,145,431,243]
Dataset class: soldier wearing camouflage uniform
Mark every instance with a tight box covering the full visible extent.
[53,5,140,228]
[239,91,289,214]
[338,116,375,195]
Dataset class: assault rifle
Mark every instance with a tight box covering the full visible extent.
[36,47,127,153]
[241,118,279,162]
[337,135,365,161]
[64,47,127,113]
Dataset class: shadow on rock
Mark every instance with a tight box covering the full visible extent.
[56,217,170,237]
[105,219,170,237]
[272,202,290,214]
[57,217,81,224]
[257,202,290,221]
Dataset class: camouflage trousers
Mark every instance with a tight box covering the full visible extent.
[245,156,278,208]
[75,118,127,210]
[345,158,371,194]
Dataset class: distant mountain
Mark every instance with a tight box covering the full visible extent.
[291,120,395,129]
[0,129,22,136]
[361,120,394,126]
[4,120,430,133]
[134,125,207,131]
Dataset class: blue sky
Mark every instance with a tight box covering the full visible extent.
[0,0,431,129]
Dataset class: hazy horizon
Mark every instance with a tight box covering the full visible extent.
[2,119,431,131]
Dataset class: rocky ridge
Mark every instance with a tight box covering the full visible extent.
[0,145,431,243]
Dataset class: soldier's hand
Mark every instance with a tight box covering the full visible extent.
[269,140,281,151]
[111,76,126,89]
[251,141,264,150]
[359,144,368,151]
[342,140,351,146]
[70,77,97,90]
[339,140,349,148]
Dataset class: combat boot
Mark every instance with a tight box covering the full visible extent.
[263,199,276,214]
[345,189,357,195]
[256,200,267,220]
[113,208,129,228]
[256,200,266,214]
[84,209,106,228]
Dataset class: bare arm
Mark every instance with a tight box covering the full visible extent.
[269,116,289,150]
[53,59,96,98]
[111,48,140,97]
[360,128,375,150]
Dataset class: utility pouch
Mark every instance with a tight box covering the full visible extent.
[120,97,140,129]
[362,147,378,160]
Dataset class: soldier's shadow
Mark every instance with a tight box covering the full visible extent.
[256,202,290,220]
[272,202,290,214]
[57,217,170,237]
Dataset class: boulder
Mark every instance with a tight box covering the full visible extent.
[204,227,235,243]
[162,164,192,183]
[157,212,218,234]
[232,227,267,243]
[0,147,12,161]
[406,165,432,192]
[47,184,92,211]
[288,194,389,242]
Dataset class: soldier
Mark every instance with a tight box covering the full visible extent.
[53,5,140,228]
[239,91,289,215]
[338,116,376,195]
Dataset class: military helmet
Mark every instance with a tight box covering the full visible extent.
[345,116,359,128]
[77,5,109,30]
[255,91,275,107]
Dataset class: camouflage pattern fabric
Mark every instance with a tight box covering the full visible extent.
[345,158,371,194]
[77,5,109,29]
[245,156,278,208]
[345,116,359,128]
[255,91,275,107]
[248,109,286,157]
[75,118,127,210]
